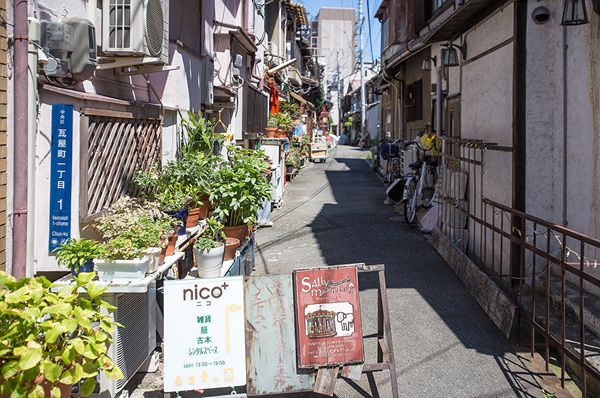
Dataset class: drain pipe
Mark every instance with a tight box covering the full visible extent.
[436,65,442,136]
[12,0,29,279]
[26,18,39,278]
[511,0,527,286]
[562,26,568,227]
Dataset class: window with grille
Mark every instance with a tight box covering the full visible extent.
[80,109,162,222]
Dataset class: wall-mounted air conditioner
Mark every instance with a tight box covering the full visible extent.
[102,0,169,64]
[71,290,156,398]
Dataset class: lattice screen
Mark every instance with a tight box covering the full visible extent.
[81,110,162,222]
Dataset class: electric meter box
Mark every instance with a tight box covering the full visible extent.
[62,18,97,81]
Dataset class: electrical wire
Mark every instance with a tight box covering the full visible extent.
[366,0,375,62]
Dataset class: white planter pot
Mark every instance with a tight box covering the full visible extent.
[94,256,150,282]
[193,242,225,278]
[143,247,162,274]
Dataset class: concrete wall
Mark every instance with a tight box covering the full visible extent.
[317,8,356,87]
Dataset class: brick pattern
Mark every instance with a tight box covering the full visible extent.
[0,0,7,271]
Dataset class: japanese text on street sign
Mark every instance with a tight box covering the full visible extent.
[293,266,364,368]
[48,105,73,252]
[163,277,246,392]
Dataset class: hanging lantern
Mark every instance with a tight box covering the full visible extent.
[561,0,589,25]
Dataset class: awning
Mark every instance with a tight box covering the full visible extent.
[424,0,507,44]
[290,91,306,104]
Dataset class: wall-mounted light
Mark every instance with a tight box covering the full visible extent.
[421,56,437,71]
[561,0,589,25]
[442,41,467,67]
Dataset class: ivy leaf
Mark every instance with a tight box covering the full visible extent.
[71,337,85,355]
[62,319,78,333]
[41,362,61,382]
[104,363,124,380]
[19,345,42,370]
[1,360,19,379]
[80,378,96,396]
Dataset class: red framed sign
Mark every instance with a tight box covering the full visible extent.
[293,266,364,368]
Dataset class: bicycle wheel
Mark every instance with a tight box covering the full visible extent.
[404,179,418,224]
[421,168,437,208]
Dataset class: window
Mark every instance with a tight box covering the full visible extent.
[405,80,423,122]
[382,18,390,50]
[432,0,443,12]
[384,108,391,138]
[312,37,318,47]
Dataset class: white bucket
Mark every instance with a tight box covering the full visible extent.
[193,242,225,278]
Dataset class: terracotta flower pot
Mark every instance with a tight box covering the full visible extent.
[265,127,278,138]
[187,207,201,228]
[198,197,211,220]
[223,224,248,243]
[165,234,178,257]
[275,130,287,138]
[224,237,240,261]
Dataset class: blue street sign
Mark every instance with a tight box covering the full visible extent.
[48,105,73,252]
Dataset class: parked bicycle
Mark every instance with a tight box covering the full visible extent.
[379,139,403,183]
[403,132,440,224]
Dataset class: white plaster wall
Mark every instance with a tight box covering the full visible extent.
[460,6,514,144]
[367,103,379,140]
[525,1,561,225]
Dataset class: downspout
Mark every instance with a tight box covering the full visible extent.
[562,27,568,226]
[436,66,442,136]
[511,0,527,286]
[12,0,28,279]
[26,18,40,278]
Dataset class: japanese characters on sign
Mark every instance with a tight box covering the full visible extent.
[163,277,246,392]
[293,266,364,368]
[48,105,73,252]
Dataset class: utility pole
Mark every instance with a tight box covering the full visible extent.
[358,0,366,139]
[336,50,341,134]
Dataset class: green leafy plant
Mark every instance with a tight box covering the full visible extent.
[194,217,226,251]
[0,271,123,397]
[210,146,273,227]
[180,111,222,157]
[275,112,295,132]
[52,239,102,273]
[279,101,300,119]
[94,196,181,261]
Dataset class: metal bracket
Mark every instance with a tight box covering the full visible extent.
[96,57,180,76]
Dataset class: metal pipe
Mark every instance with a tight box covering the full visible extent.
[562,26,568,226]
[26,18,40,278]
[12,0,29,279]
[436,66,442,136]
[511,0,527,286]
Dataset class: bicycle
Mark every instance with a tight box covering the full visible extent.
[403,138,439,224]
[380,139,402,183]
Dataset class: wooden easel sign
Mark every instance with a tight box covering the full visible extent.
[293,266,364,368]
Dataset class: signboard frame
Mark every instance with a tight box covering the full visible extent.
[292,265,365,369]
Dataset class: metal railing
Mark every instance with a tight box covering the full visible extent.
[438,137,600,396]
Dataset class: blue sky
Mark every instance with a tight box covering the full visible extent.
[295,0,382,63]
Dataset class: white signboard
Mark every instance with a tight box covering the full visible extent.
[164,277,246,392]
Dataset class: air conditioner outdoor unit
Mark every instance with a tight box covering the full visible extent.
[71,290,157,398]
[102,0,169,64]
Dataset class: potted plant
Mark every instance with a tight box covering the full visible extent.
[0,271,123,397]
[275,112,294,138]
[52,238,101,276]
[265,114,278,138]
[193,217,227,277]
[93,197,181,281]
[210,146,273,242]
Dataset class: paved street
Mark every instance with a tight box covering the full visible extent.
[129,144,568,398]
[253,144,564,398]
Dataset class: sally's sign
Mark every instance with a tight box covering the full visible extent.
[293,266,364,368]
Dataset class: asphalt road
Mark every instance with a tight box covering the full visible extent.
[252,144,561,398]
[128,144,567,398]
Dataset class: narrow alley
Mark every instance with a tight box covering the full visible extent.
[253,144,566,398]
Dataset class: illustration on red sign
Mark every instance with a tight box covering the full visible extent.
[293,266,364,368]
